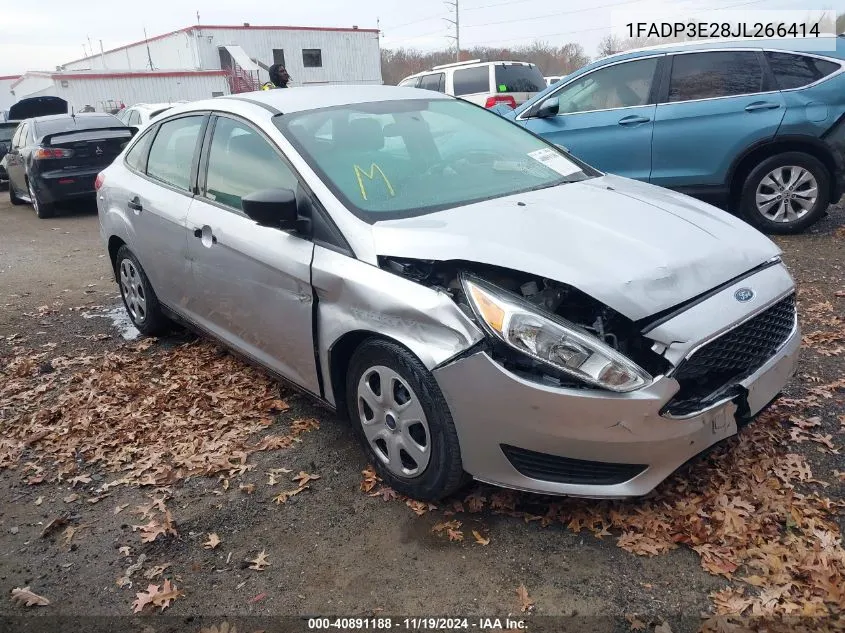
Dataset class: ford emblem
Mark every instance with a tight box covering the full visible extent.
[734,288,755,303]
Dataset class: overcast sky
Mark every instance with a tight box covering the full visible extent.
[0,0,830,75]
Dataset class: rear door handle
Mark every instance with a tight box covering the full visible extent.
[193,226,217,245]
[127,196,143,212]
[745,101,781,112]
[618,115,651,126]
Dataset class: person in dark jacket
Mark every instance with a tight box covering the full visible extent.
[268,64,291,88]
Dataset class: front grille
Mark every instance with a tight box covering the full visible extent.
[501,444,647,486]
[663,294,796,417]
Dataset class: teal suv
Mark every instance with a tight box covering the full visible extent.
[505,37,845,233]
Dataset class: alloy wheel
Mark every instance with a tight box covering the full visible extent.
[28,182,39,215]
[119,258,147,324]
[357,365,431,478]
[755,165,818,224]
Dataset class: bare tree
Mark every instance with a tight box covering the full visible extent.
[837,11,844,33]
[596,34,624,58]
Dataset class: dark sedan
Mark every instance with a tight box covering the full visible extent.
[0,122,16,187]
[6,113,134,218]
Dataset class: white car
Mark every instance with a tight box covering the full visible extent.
[399,60,546,109]
[116,103,179,129]
[544,75,563,86]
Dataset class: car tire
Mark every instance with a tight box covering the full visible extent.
[28,180,55,219]
[9,182,24,205]
[115,245,170,336]
[739,152,830,234]
[346,338,465,501]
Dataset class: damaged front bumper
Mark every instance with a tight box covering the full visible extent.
[432,323,800,498]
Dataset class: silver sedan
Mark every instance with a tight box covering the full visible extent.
[97,86,800,500]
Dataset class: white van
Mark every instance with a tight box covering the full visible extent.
[398,60,546,109]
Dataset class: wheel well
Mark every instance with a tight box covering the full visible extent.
[107,236,126,281]
[327,330,395,421]
[728,139,836,209]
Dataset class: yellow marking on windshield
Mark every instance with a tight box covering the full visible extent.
[353,163,395,201]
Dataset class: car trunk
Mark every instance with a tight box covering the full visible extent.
[42,128,132,170]
[493,63,546,106]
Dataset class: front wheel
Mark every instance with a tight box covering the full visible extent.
[739,152,830,234]
[346,339,465,501]
[115,245,169,336]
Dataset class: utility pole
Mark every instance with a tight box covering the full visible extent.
[444,0,460,62]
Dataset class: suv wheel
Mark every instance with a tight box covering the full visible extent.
[28,180,55,219]
[739,152,829,234]
[115,245,170,336]
[346,338,465,501]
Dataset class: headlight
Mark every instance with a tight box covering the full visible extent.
[462,276,652,392]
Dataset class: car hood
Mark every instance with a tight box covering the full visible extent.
[8,96,68,121]
[371,174,781,321]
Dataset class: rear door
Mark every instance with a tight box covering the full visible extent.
[650,50,786,191]
[493,63,547,106]
[520,56,661,181]
[185,114,318,392]
[121,113,208,309]
[6,123,27,192]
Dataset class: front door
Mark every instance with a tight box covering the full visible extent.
[520,56,662,181]
[185,114,318,393]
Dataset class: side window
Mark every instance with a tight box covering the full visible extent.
[125,127,156,172]
[553,58,658,114]
[398,77,420,88]
[765,52,841,90]
[453,66,490,96]
[668,51,763,102]
[146,116,204,191]
[419,73,445,92]
[204,116,298,211]
[303,49,322,68]
[127,110,142,126]
[273,48,285,67]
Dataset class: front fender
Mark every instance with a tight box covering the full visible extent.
[311,245,485,407]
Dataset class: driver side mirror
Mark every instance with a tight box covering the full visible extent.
[242,188,300,231]
[535,97,560,119]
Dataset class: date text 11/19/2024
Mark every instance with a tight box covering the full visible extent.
[625,21,822,39]
[307,617,528,630]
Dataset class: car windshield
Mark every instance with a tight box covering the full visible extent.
[495,64,546,92]
[276,98,591,221]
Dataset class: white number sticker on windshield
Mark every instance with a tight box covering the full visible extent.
[527,148,581,177]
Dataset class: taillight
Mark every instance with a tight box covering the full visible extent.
[94,172,105,190]
[34,147,74,160]
[485,95,517,109]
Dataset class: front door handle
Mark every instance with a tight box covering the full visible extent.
[193,226,218,245]
[127,196,143,212]
[745,101,781,112]
[618,114,651,126]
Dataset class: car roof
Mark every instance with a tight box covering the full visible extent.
[173,85,452,116]
[401,60,534,81]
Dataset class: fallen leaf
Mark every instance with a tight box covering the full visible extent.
[624,614,647,631]
[239,483,255,495]
[204,533,221,550]
[292,471,320,487]
[10,587,50,607]
[62,494,79,503]
[118,546,131,556]
[34,496,43,506]
[654,623,673,633]
[472,530,490,546]
[143,563,171,580]
[273,485,308,504]
[248,549,270,571]
[113,504,129,515]
[516,584,534,613]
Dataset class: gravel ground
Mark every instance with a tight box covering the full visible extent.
[0,195,842,632]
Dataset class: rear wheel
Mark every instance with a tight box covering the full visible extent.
[9,181,24,205]
[739,152,829,234]
[115,245,169,336]
[346,338,465,501]
[28,180,55,219]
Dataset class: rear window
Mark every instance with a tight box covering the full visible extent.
[453,66,490,96]
[35,115,123,139]
[765,52,841,90]
[494,64,545,93]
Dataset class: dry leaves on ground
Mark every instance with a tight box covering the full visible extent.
[132,579,183,613]
[515,584,534,613]
[203,533,221,550]
[10,587,50,607]
[0,341,318,490]
[247,550,270,571]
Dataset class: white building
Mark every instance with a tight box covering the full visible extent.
[0,75,20,114]
[10,23,382,112]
